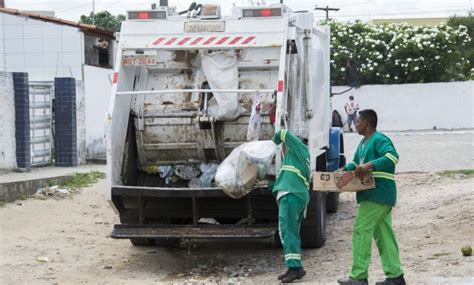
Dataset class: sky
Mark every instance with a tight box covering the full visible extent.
[4,0,473,22]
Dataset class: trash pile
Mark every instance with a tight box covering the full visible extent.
[33,185,73,200]
[148,163,220,188]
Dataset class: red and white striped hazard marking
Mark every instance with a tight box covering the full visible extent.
[152,35,256,47]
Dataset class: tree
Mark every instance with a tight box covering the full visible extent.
[324,20,471,85]
[448,14,474,74]
[80,11,125,32]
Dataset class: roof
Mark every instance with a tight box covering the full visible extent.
[0,7,114,39]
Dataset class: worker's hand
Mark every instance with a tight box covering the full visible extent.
[354,163,373,178]
[336,167,345,172]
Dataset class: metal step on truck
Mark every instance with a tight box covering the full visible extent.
[106,1,345,248]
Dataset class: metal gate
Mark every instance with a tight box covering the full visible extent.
[29,82,53,166]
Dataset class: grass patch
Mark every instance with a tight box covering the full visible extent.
[437,169,474,178]
[60,171,106,190]
[19,194,29,200]
[0,199,5,208]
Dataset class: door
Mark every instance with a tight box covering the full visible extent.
[29,82,53,166]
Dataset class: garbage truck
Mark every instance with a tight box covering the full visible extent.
[106,2,345,248]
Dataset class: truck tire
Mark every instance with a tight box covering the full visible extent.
[327,140,346,213]
[300,151,327,248]
[130,238,155,246]
[301,191,326,248]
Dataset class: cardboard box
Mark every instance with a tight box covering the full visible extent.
[313,171,375,192]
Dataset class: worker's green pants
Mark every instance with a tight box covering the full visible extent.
[278,193,307,268]
[351,201,404,280]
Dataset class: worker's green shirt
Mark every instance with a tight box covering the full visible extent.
[344,131,399,207]
[272,130,310,202]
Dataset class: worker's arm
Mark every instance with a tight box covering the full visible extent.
[369,137,399,172]
[342,142,361,171]
[272,129,304,150]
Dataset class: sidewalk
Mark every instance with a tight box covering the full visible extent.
[0,164,106,202]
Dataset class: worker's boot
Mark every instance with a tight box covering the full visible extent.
[375,275,406,285]
[337,277,368,285]
[277,269,291,280]
[281,267,306,283]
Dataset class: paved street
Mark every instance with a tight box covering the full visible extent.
[344,130,473,172]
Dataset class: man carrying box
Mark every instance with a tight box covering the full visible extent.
[272,129,310,283]
[337,109,406,285]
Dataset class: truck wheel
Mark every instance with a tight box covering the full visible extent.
[130,238,155,246]
[327,145,346,214]
[301,191,326,248]
[326,193,339,213]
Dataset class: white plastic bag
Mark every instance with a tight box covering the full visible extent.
[201,51,245,121]
[215,141,276,199]
[247,92,262,141]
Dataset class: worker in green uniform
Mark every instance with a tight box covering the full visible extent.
[337,109,406,285]
[272,129,310,283]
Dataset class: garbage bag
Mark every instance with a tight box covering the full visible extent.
[201,51,245,121]
[215,140,276,199]
[199,163,219,187]
[175,165,200,180]
[247,92,262,141]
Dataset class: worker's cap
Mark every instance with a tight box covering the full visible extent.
[349,95,354,100]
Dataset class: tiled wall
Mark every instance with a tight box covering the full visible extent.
[12,72,31,170]
[54,77,77,167]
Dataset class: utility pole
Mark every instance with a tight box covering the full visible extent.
[92,0,95,24]
[314,5,340,20]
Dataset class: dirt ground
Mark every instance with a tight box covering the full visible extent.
[0,171,472,285]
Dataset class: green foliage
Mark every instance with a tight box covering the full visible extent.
[437,169,474,178]
[448,15,474,72]
[80,11,125,32]
[324,20,472,85]
[61,171,106,190]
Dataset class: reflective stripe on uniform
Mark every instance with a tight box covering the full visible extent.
[385,153,399,166]
[278,165,309,187]
[281,129,288,143]
[285,253,301,260]
[373,171,395,181]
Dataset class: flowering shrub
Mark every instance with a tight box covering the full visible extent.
[325,20,472,85]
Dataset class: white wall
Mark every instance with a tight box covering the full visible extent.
[84,65,112,160]
[332,81,474,131]
[76,80,86,164]
[0,13,84,81]
[0,72,16,169]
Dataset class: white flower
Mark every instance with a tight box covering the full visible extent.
[373,62,378,66]
[407,58,412,62]
[377,54,383,59]
[434,55,440,60]
[394,76,399,79]
[340,67,346,72]
[376,72,380,76]
[369,66,374,70]
[414,66,419,71]
[385,74,390,78]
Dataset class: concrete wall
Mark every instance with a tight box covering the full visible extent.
[0,72,16,169]
[84,65,112,160]
[332,81,474,131]
[0,13,84,81]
